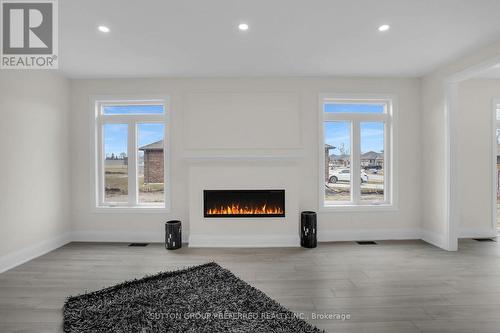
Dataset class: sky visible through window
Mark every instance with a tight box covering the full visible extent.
[137,123,164,147]
[360,122,384,154]
[104,124,164,156]
[103,105,164,115]
[325,104,384,155]
[104,124,128,158]
[325,122,351,155]
[104,125,165,158]
[324,103,384,113]
[103,105,164,157]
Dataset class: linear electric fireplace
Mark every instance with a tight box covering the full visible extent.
[204,190,285,218]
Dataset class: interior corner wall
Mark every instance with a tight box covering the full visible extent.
[69,77,422,243]
[0,70,71,271]
[421,40,500,250]
[456,79,500,238]
[420,75,449,247]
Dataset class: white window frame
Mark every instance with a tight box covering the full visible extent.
[92,96,170,213]
[319,93,398,211]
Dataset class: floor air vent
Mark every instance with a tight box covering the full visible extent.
[128,243,149,247]
[473,238,496,242]
[356,241,377,245]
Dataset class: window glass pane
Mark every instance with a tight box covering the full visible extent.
[103,124,128,203]
[103,104,164,115]
[324,121,351,203]
[324,103,385,113]
[496,107,500,121]
[138,123,165,205]
[360,122,384,202]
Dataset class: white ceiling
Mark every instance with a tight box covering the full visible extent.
[59,0,500,79]
[476,66,500,79]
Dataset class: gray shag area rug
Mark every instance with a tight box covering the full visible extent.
[64,262,323,333]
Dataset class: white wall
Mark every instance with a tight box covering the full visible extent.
[456,79,500,237]
[0,39,498,268]
[188,162,301,247]
[70,77,422,243]
[421,40,500,250]
[0,71,71,271]
[420,76,449,247]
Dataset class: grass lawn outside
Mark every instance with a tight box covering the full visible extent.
[105,165,164,203]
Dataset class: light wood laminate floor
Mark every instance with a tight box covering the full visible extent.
[1,239,500,332]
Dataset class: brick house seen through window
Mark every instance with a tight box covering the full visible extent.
[139,140,164,184]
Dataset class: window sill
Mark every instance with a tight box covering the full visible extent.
[93,206,170,214]
[320,203,397,213]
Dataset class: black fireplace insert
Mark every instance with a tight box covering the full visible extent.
[204,189,285,218]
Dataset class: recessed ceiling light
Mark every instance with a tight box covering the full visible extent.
[238,23,249,31]
[98,25,110,33]
[378,24,390,32]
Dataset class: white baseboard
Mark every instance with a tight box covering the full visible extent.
[0,232,72,274]
[189,234,300,248]
[72,229,422,247]
[458,227,497,239]
[421,229,447,249]
[72,231,189,243]
[317,228,421,242]
[0,227,462,273]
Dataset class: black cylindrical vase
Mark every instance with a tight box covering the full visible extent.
[165,220,182,250]
[300,211,317,248]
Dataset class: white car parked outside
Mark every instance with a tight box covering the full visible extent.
[329,168,368,183]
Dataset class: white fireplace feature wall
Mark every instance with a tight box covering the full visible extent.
[188,162,300,247]
[70,78,421,248]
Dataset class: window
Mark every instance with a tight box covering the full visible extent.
[321,96,394,208]
[94,99,169,210]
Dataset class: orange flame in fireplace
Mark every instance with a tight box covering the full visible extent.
[206,203,283,215]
